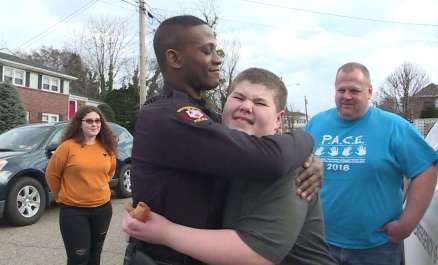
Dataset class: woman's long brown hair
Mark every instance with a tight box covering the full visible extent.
[62,105,117,155]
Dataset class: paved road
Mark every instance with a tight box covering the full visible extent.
[0,197,131,265]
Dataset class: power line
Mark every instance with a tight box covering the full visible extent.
[219,17,438,44]
[0,47,18,56]
[149,7,438,44]
[241,0,438,27]
[16,0,100,50]
[119,0,157,23]
[119,0,137,8]
[100,0,133,9]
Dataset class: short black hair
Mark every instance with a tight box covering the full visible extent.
[231,67,288,112]
[153,15,208,70]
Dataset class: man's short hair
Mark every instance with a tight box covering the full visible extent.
[231,67,288,111]
[153,15,208,69]
[336,62,371,82]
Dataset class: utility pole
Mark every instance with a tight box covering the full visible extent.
[304,96,308,122]
[138,0,147,108]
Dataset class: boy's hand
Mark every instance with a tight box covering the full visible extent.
[124,201,151,222]
[122,210,172,245]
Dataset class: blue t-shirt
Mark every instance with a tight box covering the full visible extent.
[305,107,438,249]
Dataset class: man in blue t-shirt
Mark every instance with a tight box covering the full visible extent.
[305,62,438,265]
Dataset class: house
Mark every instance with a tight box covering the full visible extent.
[68,94,101,119]
[0,52,100,123]
[413,83,438,135]
[282,110,307,133]
[413,83,438,117]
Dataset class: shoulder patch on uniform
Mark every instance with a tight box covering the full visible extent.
[177,106,209,123]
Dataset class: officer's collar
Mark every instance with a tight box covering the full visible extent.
[163,81,207,107]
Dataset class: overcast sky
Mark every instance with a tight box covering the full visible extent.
[1,0,437,115]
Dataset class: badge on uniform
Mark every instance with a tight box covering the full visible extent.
[177,106,209,123]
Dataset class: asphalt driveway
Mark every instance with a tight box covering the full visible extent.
[0,197,131,265]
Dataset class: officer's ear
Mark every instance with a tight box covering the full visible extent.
[165,49,183,70]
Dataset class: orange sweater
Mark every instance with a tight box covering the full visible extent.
[45,139,116,207]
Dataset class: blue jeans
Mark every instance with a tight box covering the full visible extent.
[328,241,402,265]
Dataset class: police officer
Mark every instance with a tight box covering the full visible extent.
[124,15,322,265]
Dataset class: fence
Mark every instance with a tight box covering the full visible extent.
[414,118,438,136]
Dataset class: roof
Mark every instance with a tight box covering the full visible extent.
[0,51,77,80]
[416,83,438,97]
[285,110,306,116]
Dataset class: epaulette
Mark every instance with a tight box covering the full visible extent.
[143,94,166,106]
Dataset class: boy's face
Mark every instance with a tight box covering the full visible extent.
[222,80,284,137]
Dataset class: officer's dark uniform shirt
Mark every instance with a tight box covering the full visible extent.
[131,81,312,230]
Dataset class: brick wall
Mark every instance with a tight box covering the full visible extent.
[17,86,68,123]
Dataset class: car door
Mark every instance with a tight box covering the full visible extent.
[404,122,438,265]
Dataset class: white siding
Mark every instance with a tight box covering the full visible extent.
[64,80,70,94]
[29,72,39,89]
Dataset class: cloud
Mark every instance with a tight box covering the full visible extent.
[1,0,436,117]
[394,0,438,24]
[214,0,437,115]
[0,0,58,49]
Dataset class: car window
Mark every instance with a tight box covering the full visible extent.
[0,126,53,151]
[47,126,67,147]
[426,122,438,151]
[118,130,132,145]
[109,124,132,144]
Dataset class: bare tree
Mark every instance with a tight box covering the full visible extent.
[145,60,163,100]
[73,16,133,94]
[116,0,240,109]
[197,0,219,32]
[378,62,430,120]
[0,40,7,49]
[17,47,100,98]
[204,40,241,111]
[196,0,241,111]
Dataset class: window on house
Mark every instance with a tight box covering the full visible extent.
[41,113,59,123]
[42,76,60,92]
[3,67,13,83]
[42,76,50,90]
[2,67,24,86]
[51,79,59,91]
[15,70,24,86]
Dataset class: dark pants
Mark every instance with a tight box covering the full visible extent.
[124,239,205,265]
[59,202,112,265]
[328,241,402,265]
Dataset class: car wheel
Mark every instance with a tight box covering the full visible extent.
[6,177,46,226]
[117,164,132,198]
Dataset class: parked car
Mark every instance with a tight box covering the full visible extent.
[0,122,132,226]
[404,121,438,265]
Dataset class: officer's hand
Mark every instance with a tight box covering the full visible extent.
[296,154,323,201]
[379,220,414,242]
[122,211,171,245]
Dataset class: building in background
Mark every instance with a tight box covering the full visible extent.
[282,110,307,133]
[0,52,99,123]
[413,83,438,135]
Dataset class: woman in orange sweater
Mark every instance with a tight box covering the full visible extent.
[46,105,117,265]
